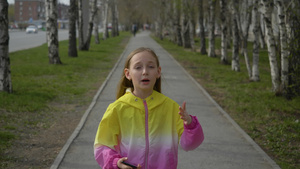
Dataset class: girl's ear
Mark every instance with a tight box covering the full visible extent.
[157,66,161,78]
[124,68,131,80]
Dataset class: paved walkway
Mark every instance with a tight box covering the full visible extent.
[50,31,280,169]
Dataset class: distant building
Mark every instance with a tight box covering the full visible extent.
[14,0,69,27]
[15,0,45,22]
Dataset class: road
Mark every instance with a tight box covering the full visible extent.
[9,29,69,53]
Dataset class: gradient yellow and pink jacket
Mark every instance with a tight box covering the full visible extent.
[94,90,204,169]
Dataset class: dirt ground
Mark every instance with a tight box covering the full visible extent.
[3,98,92,169]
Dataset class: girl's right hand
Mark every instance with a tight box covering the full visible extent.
[117,157,141,169]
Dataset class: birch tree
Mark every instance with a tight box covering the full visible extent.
[275,0,289,93]
[220,0,228,63]
[45,0,61,64]
[260,0,280,93]
[208,0,216,57]
[287,1,300,97]
[102,0,109,40]
[174,0,182,46]
[198,0,207,54]
[251,0,260,81]
[240,0,253,77]
[77,0,84,49]
[181,0,191,48]
[94,6,100,44]
[81,0,98,51]
[0,0,12,93]
[111,0,119,37]
[188,0,196,51]
[153,0,165,40]
[68,0,78,57]
[231,0,240,71]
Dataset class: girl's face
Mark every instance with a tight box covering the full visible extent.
[125,51,161,98]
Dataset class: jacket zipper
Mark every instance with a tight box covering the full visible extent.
[143,100,149,169]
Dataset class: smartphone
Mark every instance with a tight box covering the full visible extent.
[121,161,137,169]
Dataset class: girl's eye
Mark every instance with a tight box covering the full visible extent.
[149,65,155,68]
[134,66,141,69]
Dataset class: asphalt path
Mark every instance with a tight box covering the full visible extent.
[9,29,69,53]
[51,31,280,169]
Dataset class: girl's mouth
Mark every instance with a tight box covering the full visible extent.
[141,79,150,84]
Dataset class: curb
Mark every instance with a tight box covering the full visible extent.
[50,38,131,169]
[161,47,281,169]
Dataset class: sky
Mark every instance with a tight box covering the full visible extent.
[8,0,69,5]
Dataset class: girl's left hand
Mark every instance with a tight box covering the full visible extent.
[179,101,192,125]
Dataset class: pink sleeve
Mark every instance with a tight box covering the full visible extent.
[180,115,204,151]
[94,146,122,169]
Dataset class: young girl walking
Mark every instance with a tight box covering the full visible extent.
[94,47,204,169]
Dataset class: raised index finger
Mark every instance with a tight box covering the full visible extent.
[181,101,186,112]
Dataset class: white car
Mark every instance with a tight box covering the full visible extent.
[26,25,38,34]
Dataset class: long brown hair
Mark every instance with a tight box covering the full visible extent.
[116,47,161,99]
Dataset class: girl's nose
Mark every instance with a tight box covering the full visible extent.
[142,68,148,75]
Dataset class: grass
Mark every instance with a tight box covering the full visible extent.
[0,31,131,167]
[153,36,300,169]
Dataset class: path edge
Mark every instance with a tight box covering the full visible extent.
[159,46,281,169]
[50,38,131,169]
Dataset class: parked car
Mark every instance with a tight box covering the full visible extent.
[26,25,38,33]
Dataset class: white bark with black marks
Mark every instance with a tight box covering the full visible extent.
[260,0,280,93]
[231,0,240,71]
[220,0,228,63]
[198,0,207,54]
[102,0,109,40]
[275,0,289,93]
[78,0,84,49]
[181,0,191,48]
[81,0,98,51]
[208,0,216,57]
[0,0,12,93]
[45,0,61,64]
[251,0,260,81]
[68,0,78,57]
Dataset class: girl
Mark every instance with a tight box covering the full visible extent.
[94,47,204,169]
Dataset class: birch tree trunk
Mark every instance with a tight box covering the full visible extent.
[198,0,207,54]
[81,0,98,51]
[157,0,166,40]
[102,0,109,40]
[220,0,228,63]
[0,0,12,93]
[68,0,78,57]
[261,0,280,93]
[77,0,84,49]
[251,0,260,81]
[231,0,240,71]
[275,0,289,93]
[174,0,182,46]
[114,2,119,36]
[45,0,61,64]
[188,0,196,51]
[208,0,216,57]
[94,8,100,44]
[111,0,117,37]
[181,0,191,48]
[240,0,252,77]
[259,15,266,48]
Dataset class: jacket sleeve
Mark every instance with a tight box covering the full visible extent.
[94,146,122,169]
[180,115,204,151]
[94,104,122,168]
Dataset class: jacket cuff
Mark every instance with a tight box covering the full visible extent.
[112,158,121,169]
[184,115,198,129]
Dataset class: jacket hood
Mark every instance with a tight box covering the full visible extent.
[117,89,167,111]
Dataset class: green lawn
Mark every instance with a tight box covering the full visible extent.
[0,32,131,167]
[153,36,300,169]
